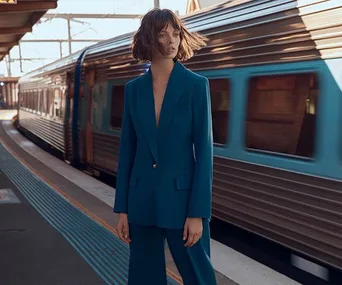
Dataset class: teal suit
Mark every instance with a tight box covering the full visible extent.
[114,60,216,284]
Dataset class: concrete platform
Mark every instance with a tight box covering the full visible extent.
[0,160,106,285]
[0,110,302,285]
[0,114,178,285]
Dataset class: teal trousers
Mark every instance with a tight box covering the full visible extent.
[128,220,217,285]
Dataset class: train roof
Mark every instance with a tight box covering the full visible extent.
[18,49,85,84]
[19,0,342,83]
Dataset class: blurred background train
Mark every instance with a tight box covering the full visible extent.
[16,0,342,281]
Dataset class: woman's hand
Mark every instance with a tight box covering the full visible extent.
[183,217,203,247]
[116,213,131,243]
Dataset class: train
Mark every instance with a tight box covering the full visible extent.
[16,0,342,279]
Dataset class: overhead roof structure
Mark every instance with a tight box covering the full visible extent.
[0,0,58,62]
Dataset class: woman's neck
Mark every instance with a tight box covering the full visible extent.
[150,58,175,82]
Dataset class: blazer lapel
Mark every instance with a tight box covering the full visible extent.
[137,70,158,163]
[157,61,186,141]
[136,61,187,162]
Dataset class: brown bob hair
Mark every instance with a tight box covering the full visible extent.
[131,8,207,61]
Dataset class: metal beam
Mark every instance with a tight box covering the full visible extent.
[67,19,72,55]
[0,1,57,13]
[6,54,11,77]
[20,39,102,43]
[43,13,143,19]
[0,77,19,83]
[9,57,56,61]
[0,27,32,35]
[26,10,46,27]
[0,42,18,48]
[154,0,160,8]
[18,43,23,72]
[59,41,62,58]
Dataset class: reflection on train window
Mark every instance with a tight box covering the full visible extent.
[110,85,125,129]
[245,73,318,158]
[209,78,230,145]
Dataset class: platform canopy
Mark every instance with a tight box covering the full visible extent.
[0,0,58,62]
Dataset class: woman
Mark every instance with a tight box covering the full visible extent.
[114,8,217,285]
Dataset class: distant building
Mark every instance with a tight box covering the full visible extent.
[186,0,227,14]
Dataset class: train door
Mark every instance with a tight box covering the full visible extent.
[84,69,95,173]
[64,72,74,163]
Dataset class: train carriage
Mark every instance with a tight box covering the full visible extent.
[18,0,342,278]
[17,50,86,162]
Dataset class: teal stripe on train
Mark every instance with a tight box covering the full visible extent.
[0,143,178,285]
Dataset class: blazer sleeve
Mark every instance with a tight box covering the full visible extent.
[113,82,137,213]
[188,77,213,219]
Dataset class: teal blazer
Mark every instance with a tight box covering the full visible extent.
[113,60,213,229]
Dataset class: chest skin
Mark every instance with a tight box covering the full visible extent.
[153,79,168,127]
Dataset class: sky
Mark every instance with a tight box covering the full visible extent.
[0,0,188,77]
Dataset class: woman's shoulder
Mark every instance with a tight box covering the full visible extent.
[184,67,209,87]
[123,74,145,98]
[124,76,141,90]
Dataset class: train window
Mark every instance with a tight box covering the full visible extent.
[34,91,38,113]
[43,89,48,115]
[32,92,35,111]
[29,92,33,110]
[54,89,61,118]
[60,88,65,119]
[28,92,31,109]
[42,92,45,113]
[36,91,39,113]
[20,92,25,108]
[32,92,35,112]
[25,93,28,109]
[26,92,29,109]
[48,89,54,117]
[32,91,35,112]
[245,73,318,158]
[39,90,44,114]
[36,91,40,113]
[110,85,125,129]
[31,91,35,111]
[25,92,29,110]
[209,78,230,145]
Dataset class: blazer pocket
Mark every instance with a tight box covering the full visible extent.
[176,175,192,190]
[129,175,138,188]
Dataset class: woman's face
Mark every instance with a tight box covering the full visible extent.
[155,23,181,59]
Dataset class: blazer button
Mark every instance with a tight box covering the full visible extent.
[153,163,157,169]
